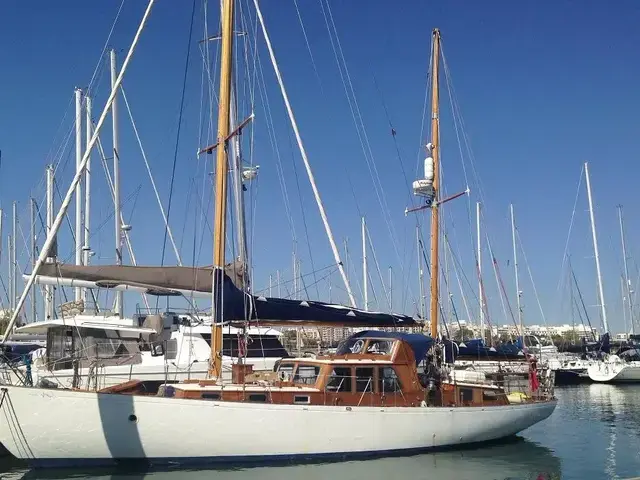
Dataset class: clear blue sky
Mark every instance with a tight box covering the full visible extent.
[1,1,640,333]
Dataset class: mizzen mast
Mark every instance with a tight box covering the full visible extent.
[427,29,441,339]
[209,0,235,378]
[407,29,467,338]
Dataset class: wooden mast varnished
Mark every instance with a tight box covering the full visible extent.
[209,0,235,378]
[428,29,441,339]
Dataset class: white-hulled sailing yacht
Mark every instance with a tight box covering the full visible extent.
[0,1,555,467]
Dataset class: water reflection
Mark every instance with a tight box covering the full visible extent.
[524,385,640,479]
[1,437,561,480]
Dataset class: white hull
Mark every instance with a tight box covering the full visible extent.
[587,360,640,383]
[0,385,556,467]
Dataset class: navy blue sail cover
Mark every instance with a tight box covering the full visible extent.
[221,274,419,328]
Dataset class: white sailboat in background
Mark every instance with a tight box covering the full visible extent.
[546,164,605,384]
[579,161,638,384]
[589,204,640,382]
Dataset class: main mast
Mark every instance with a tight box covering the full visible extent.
[510,204,524,341]
[618,205,634,334]
[477,201,484,341]
[209,0,235,378]
[584,162,609,334]
[428,29,441,338]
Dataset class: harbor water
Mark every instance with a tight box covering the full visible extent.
[0,384,638,479]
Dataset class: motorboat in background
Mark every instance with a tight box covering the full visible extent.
[548,356,595,385]
[5,312,288,391]
[550,334,611,385]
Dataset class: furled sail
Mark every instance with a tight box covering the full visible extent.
[38,261,246,293]
[35,263,419,328]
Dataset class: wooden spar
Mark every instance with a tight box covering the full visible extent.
[209,0,235,379]
[198,30,247,44]
[198,113,254,155]
[405,188,468,214]
[428,29,441,339]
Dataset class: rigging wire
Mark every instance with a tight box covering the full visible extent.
[18,0,125,262]
[196,0,220,271]
[293,0,325,94]
[246,6,260,283]
[569,256,596,340]
[485,229,516,332]
[442,46,497,335]
[285,116,321,300]
[371,74,424,310]
[418,235,453,336]
[444,235,473,329]
[121,87,183,266]
[516,229,549,327]
[345,170,391,310]
[154,0,196,313]
[556,165,585,295]
[159,0,196,271]
[297,0,385,306]
[367,224,391,311]
[58,186,142,265]
[319,0,411,307]
[254,0,356,306]
[249,27,299,259]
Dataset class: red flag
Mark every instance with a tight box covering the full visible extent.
[529,361,540,392]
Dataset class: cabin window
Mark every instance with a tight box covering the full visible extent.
[150,342,164,357]
[46,326,74,370]
[459,388,473,403]
[277,363,295,382]
[294,395,310,404]
[365,340,394,355]
[164,339,178,360]
[138,338,151,352]
[82,328,140,360]
[202,392,221,400]
[336,338,365,355]
[482,390,498,402]
[355,367,374,392]
[326,367,352,393]
[378,367,402,393]
[201,334,290,358]
[293,365,320,385]
[47,326,141,370]
[248,393,267,403]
